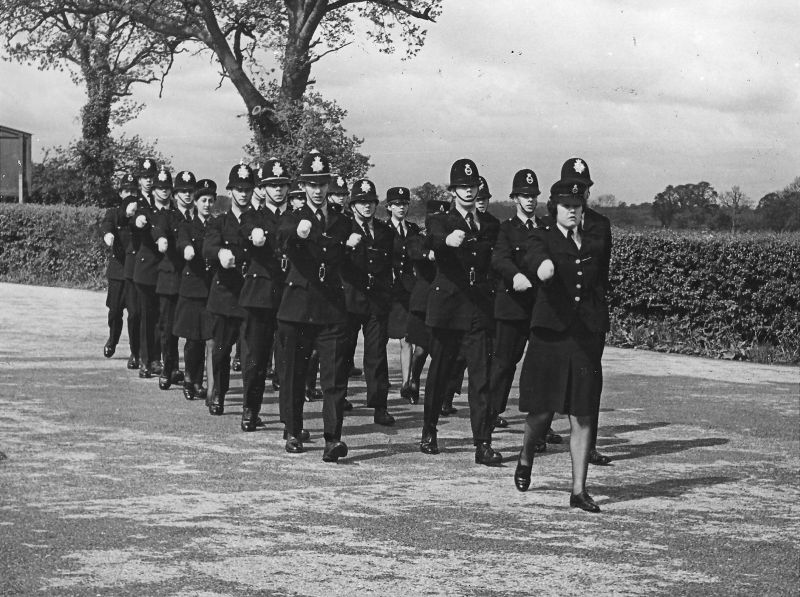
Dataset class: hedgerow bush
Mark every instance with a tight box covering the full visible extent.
[0,204,106,289]
[0,205,797,363]
[608,230,800,363]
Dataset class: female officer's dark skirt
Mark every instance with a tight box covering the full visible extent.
[404,309,430,349]
[387,299,410,339]
[172,296,213,340]
[518,320,602,417]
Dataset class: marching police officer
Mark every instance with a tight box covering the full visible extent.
[327,175,349,215]
[560,157,613,467]
[275,150,351,461]
[341,179,396,426]
[420,158,502,466]
[101,172,138,361]
[203,163,253,416]
[238,158,291,431]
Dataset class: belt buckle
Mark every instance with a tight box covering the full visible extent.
[318,263,327,282]
[469,267,476,286]
[367,273,374,290]
[280,255,288,273]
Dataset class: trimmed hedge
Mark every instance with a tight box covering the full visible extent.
[0,204,106,290]
[0,205,797,363]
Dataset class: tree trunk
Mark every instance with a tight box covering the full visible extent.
[77,68,116,207]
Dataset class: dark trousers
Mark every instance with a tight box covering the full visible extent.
[591,335,606,450]
[158,294,179,377]
[136,282,160,366]
[106,279,126,348]
[489,318,531,415]
[211,314,242,399]
[423,318,493,444]
[345,312,389,409]
[241,307,277,414]
[125,279,141,356]
[184,339,205,387]
[276,320,348,441]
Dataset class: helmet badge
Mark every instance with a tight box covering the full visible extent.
[573,159,585,174]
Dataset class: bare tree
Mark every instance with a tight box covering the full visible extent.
[719,185,752,233]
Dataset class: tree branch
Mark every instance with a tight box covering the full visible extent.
[307,40,353,65]
[326,0,436,22]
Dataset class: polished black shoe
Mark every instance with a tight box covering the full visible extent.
[182,382,195,401]
[492,415,509,429]
[322,440,348,462]
[265,367,276,379]
[342,398,354,411]
[195,384,207,401]
[231,357,241,372]
[127,354,139,370]
[285,436,304,453]
[546,428,563,444]
[158,373,172,391]
[589,449,612,466]
[103,341,115,358]
[171,369,185,385]
[532,441,547,453]
[305,387,322,402]
[150,360,163,375]
[475,442,503,466]
[208,392,224,416]
[283,429,311,442]
[419,432,439,455]
[373,408,395,426]
[514,456,532,492]
[254,416,265,428]
[138,366,152,379]
[440,404,457,416]
[348,366,363,378]
[241,409,261,432]
[400,381,412,401]
[570,490,601,513]
[271,378,280,391]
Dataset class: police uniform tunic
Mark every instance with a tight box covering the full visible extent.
[131,196,164,368]
[152,205,184,379]
[387,219,421,339]
[100,196,135,354]
[518,220,610,416]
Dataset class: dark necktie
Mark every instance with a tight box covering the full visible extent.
[525,219,533,231]
[398,223,405,239]
[465,212,477,233]
[567,229,579,249]
[316,208,326,229]
[185,210,192,222]
[363,223,373,243]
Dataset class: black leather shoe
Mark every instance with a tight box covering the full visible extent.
[231,357,241,372]
[241,409,260,432]
[492,415,509,429]
[342,398,353,411]
[514,456,532,492]
[285,436,304,453]
[400,381,412,401]
[158,373,172,390]
[195,385,207,401]
[348,366,362,378]
[127,354,139,370]
[150,361,163,375]
[419,432,439,455]
[305,388,322,402]
[373,408,395,426]
[546,428,563,444]
[475,442,503,466]
[570,490,601,513]
[440,405,457,416]
[171,370,184,384]
[103,341,115,358]
[265,367,275,379]
[322,440,348,462]
[208,392,224,415]
[271,378,280,391]
[589,449,612,466]
[532,442,547,453]
[138,366,152,379]
[182,382,195,400]
[283,429,310,442]
[254,416,265,428]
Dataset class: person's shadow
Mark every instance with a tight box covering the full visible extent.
[599,474,737,502]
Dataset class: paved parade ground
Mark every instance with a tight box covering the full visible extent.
[0,282,798,596]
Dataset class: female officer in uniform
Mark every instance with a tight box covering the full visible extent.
[514,178,610,513]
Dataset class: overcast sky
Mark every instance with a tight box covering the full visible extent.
[2,0,798,204]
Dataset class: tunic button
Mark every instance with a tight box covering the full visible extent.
[575,259,580,264]
[322,247,327,252]
[574,296,580,302]
[576,283,582,289]
[577,271,583,276]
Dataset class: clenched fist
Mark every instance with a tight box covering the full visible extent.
[445,230,466,247]
[512,272,533,292]
[218,248,235,269]
[297,219,312,239]
[250,227,266,247]
[157,237,168,253]
[537,259,555,282]
[103,233,115,248]
[427,250,435,262]
[183,246,195,261]
[346,233,362,248]
[135,214,147,228]
[125,202,137,217]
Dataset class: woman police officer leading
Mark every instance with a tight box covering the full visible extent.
[514,178,610,513]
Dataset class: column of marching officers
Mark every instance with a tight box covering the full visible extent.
[101,150,613,513]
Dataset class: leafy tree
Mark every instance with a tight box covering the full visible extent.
[0,1,178,205]
[92,0,442,150]
[757,191,800,232]
[591,193,617,208]
[718,185,752,233]
[652,185,680,228]
[245,84,370,179]
[412,182,449,204]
